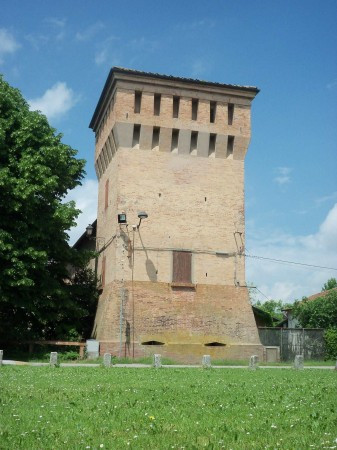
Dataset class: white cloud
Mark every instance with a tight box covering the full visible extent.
[64,179,98,245]
[246,203,337,303]
[28,82,78,120]
[76,22,104,41]
[94,35,119,66]
[315,191,337,206]
[274,166,292,185]
[0,28,20,63]
[44,17,66,41]
[177,19,216,31]
[95,49,107,65]
[25,33,49,50]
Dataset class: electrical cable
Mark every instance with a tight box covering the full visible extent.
[244,253,337,271]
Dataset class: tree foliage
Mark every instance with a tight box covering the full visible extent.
[292,290,337,329]
[253,299,291,322]
[0,75,98,342]
[322,277,337,291]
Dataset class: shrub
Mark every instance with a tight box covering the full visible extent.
[324,328,337,360]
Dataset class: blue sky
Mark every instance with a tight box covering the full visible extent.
[1,0,337,302]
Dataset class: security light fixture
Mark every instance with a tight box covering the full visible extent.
[118,213,127,224]
[86,224,94,237]
[137,211,148,228]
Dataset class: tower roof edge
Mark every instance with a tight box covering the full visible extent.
[89,67,260,131]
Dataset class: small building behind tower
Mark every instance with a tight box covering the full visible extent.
[89,67,263,362]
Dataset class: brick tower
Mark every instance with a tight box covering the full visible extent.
[89,67,263,362]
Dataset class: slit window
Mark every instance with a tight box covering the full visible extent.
[108,131,117,155]
[98,152,106,172]
[102,145,109,166]
[209,133,216,156]
[210,101,216,123]
[134,91,142,113]
[205,342,226,347]
[192,98,198,120]
[105,140,113,160]
[171,129,179,152]
[104,179,109,210]
[101,255,106,288]
[190,131,198,154]
[94,162,100,179]
[172,251,192,283]
[154,94,161,116]
[228,103,234,125]
[96,157,103,178]
[173,96,180,118]
[227,135,234,157]
[132,124,141,148]
[141,341,164,346]
[152,126,160,149]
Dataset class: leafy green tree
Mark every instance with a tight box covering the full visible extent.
[292,290,337,329]
[322,277,337,291]
[293,288,337,359]
[0,75,97,342]
[253,299,291,322]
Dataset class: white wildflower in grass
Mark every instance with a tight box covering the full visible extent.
[99,445,104,448]
[271,424,277,429]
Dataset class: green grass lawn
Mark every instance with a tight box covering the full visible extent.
[1,367,336,449]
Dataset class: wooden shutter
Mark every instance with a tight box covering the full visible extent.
[173,251,192,283]
[104,179,109,210]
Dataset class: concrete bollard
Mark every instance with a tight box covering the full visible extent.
[0,350,3,366]
[49,352,58,367]
[249,355,259,370]
[153,354,162,368]
[86,339,99,359]
[294,355,304,370]
[103,353,112,367]
[202,355,211,368]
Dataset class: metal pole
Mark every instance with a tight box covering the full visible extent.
[132,227,136,359]
[118,287,124,358]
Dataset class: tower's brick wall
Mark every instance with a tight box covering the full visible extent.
[89,68,263,362]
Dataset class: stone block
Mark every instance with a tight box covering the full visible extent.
[86,339,100,359]
[215,134,227,159]
[153,354,162,368]
[50,352,58,367]
[158,127,171,152]
[249,355,259,370]
[197,132,210,158]
[178,129,191,155]
[0,350,3,366]
[115,122,133,149]
[202,354,211,368]
[139,125,152,150]
[294,355,304,370]
[103,353,112,367]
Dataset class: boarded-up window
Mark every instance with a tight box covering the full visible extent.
[172,251,192,283]
[104,179,109,210]
[101,255,106,288]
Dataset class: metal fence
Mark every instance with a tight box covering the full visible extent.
[258,328,325,361]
